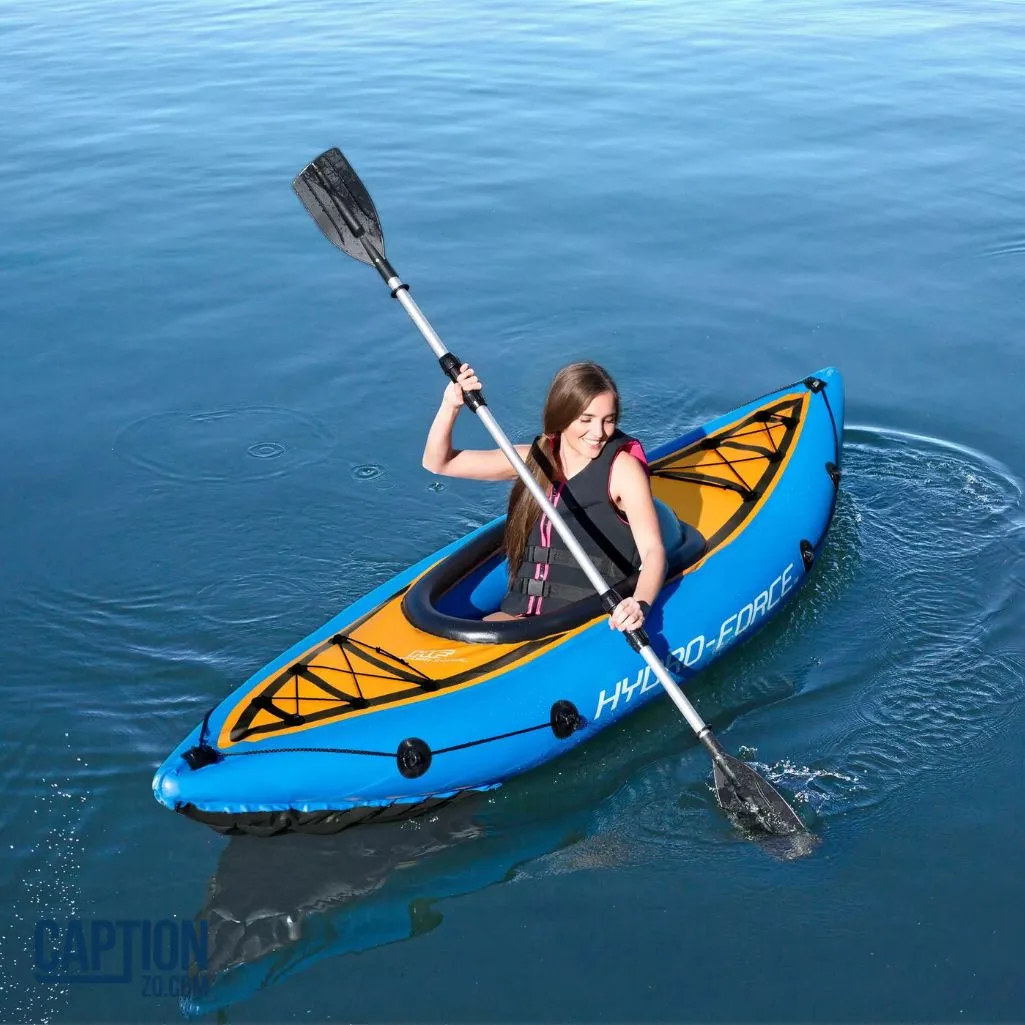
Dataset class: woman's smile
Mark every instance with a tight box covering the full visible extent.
[562,390,618,462]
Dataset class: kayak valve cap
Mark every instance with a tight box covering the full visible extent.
[182,744,223,770]
[550,700,585,739]
[397,737,432,779]
[800,539,815,571]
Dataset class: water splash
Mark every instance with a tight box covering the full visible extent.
[0,768,87,1024]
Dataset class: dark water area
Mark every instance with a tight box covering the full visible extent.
[2,0,1024,1021]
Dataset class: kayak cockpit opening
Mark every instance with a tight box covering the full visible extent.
[401,500,705,643]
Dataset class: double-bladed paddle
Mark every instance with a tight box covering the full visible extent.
[292,147,808,841]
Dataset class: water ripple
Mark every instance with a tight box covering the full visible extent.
[114,407,335,484]
[707,426,1025,830]
[829,427,1024,792]
[981,237,1025,260]
[514,424,1025,859]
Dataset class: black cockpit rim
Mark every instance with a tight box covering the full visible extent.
[401,516,706,644]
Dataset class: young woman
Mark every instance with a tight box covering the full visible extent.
[422,361,666,633]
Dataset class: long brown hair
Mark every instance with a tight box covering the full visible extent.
[505,362,620,578]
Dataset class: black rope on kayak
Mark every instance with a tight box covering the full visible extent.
[228,656,375,742]
[756,414,783,459]
[802,377,837,447]
[723,415,794,436]
[333,635,368,705]
[758,410,799,428]
[228,634,550,742]
[710,440,752,492]
[238,635,443,742]
[219,720,562,759]
[820,387,841,463]
[652,469,755,501]
[433,718,569,755]
[331,634,439,692]
[340,635,431,681]
[716,421,774,487]
[717,438,777,460]
[206,716,574,764]
[651,405,801,503]
[294,661,368,710]
[673,447,779,465]
[716,413,787,463]
[252,693,304,727]
[198,706,214,746]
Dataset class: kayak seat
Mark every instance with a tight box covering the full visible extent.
[401,499,706,644]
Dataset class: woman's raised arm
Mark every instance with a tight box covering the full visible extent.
[422,364,530,480]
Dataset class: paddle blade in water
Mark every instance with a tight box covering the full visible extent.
[292,148,386,265]
[713,752,806,836]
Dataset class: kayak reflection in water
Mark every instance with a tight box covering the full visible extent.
[183,804,575,1018]
[422,361,666,631]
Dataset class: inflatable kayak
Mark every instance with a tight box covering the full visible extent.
[153,368,844,835]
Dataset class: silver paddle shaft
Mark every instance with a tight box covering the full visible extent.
[388,277,712,739]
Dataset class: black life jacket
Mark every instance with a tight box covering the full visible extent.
[500,430,645,616]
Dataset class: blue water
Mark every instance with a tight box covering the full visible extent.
[3,0,1024,1020]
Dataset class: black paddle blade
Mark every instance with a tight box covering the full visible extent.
[713,752,806,837]
[292,148,386,266]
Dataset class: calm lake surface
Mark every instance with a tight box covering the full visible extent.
[3,0,1024,1021]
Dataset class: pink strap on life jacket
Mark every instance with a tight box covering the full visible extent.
[527,481,563,615]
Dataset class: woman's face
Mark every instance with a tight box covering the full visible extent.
[560,390,617,463]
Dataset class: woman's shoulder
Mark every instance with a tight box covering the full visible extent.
[611,447,648,475]
[609,431,648,470]
[609,443,655,516]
